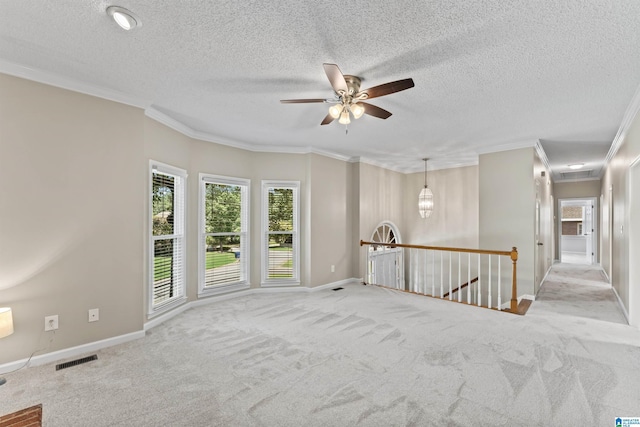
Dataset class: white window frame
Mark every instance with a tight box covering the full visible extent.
[148,160,187,316]
[261,180,300,286]
[198,174,250,296]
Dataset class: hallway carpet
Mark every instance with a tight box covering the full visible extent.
[1,264,639,426]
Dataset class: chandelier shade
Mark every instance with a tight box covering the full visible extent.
[418,158,433,218]
[419,187,434,218]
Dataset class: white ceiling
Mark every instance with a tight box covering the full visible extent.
[2,0,639,177]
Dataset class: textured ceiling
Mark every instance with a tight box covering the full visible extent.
[1,1,640,176]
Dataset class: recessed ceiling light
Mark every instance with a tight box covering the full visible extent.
[106,6,141,31]
[568,163,584,170]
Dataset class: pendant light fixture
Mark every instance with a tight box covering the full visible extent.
[418,158,434,218]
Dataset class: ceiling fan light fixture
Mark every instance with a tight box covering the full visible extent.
[328,104,343,119]
[339,110,351,125]
[107,6,141,30]
[351,103,365,119]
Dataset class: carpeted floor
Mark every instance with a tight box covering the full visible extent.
[1,263,638,426]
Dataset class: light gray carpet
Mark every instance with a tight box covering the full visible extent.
[1,263,639,426]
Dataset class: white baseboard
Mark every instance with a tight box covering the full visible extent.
[611,286,630,325]
[0,330,144,375]
[1,278,363,373]
[147,278,362,329]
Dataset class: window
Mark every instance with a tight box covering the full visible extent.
[199,174,249,295]
[149,161,187,314]
[262,181,299,285]
[577,222,583,235]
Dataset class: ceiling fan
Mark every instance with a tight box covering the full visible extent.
[280,63,415,128]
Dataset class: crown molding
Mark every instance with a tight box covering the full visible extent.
[145,106,352,161]
[534,140,552,173]
[604,81,640,166]
[1,62,548,175]
[0,59,150,109]
[475,138,538,155]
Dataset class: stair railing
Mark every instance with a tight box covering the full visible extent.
[360,240,519,313]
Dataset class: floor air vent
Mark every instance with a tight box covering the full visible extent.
[56,354,98,371]
[332,287,344,291]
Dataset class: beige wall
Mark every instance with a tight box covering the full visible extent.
[355,162,405,278]
[404,165,479,248]
[479,148,536,297]
[308,154,353,286]
[0,74,354,366]
[0,74,145,363]
[601,106,640,321]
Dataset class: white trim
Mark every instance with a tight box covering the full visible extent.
[145,108,352,163]
[627,155,640,327]
[475,139,539,155]
[371,220,403,244]
[0,62,566,176]
[558,197,598,264]
[198,173,250,295]
[0,59,150,109]
[611,285,630,325]
[534,140,552,174]
[198,282,250,297]
[604,82,640,167]
[148,160,188,315]
[261,180,300,286]
[146,296,188,319]
[353,156,479,174]
[0,278,361,374]
[536,265,554,297]
[0,330,144,375]
[148,278,362,326]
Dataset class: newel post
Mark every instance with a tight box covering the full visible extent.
[510,247,518,313]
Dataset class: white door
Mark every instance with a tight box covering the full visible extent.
[584,203,594,264]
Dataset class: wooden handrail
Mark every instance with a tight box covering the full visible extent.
[360,240,519,314]
[360,240,516,258]
[442,277,478,298]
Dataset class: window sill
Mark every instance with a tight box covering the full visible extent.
[148,296,187,319]
[260,281,301,288]
[198,282,250,297]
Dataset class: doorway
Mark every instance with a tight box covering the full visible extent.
[368,222,404,289]
[629,157,640,326]
[558,198,597,265]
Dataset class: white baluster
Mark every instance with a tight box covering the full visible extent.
[431,250,435,296]
[477,253,481,307]
[440,251,444,298]
[458,252,462,303]
[449,252,452,300]
[467,253,471,304]
[488,255,492,309]
[498,256,502,310]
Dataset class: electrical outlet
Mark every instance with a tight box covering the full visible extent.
[45,315,59,331]
[88,308,99,322]
[331,265,335,273]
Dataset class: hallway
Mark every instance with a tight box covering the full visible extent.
[530,262,627,325]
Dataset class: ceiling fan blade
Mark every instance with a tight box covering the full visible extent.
[320,113,335,125]
[323,63,348,94]
[280,98,327,103]
[358,78,415,100]
[359,102,392,119]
